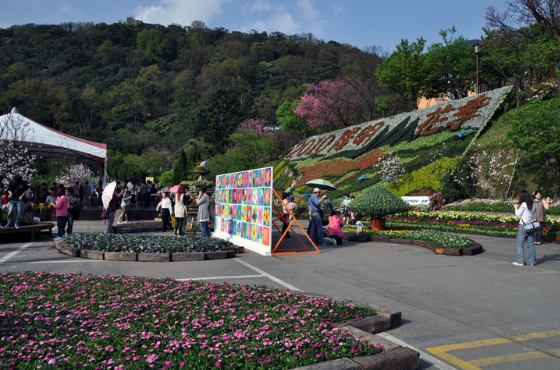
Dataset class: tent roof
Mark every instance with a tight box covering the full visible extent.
[0,108,106,166]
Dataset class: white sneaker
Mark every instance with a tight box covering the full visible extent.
[512,262,524,266]
[331,239,337,245]
[53,236,62,241]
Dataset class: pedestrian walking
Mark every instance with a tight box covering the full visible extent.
[513,190,538,266]
[308,188,327,246]
[157,192,173,232]
[197,187,211,237]
[533,190,550,245]
[174,185,188,236]
[66,187,80,235]
[103,187,124,234]
[117,188,132,224]
[53,188,69,241]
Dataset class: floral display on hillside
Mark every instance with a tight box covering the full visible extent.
[274,87,512,200]
[285,87,511,161]
[0,272,383,369]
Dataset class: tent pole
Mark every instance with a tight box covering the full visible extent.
[103,152,108,185]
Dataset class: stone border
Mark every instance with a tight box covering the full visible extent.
[54,240,244,262]
[293,302,419,370]
[345,232,483,256]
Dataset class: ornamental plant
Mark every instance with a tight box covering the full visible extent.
[348,186,411,219]
[55,163,94,186]
[429,192,446,211]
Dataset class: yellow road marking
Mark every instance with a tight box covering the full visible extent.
[426,338,509,354]
[426,329,560,369]
[470,351,548,367]
[511,329,560,342]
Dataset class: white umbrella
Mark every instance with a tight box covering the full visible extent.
[102,181,117,209]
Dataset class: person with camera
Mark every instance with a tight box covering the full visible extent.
[5,174,30,229]
[513,190,538,266]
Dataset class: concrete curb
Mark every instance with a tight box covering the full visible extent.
[345,232,483,256]
[54,241,244,262]
[292,302,418,370]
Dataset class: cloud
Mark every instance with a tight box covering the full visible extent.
[241,0,326,36]
[332,5,344,15]
[56,3,84,20]
[297,0,326,35]
[241,0,273,14]
[135,0,230,26]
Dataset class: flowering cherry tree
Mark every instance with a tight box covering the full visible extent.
[372,154,406,183]
[294,78,358,131]
[0,113,37,186]
[55,163,94,186]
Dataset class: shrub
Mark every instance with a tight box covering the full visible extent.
[348,186,411,218]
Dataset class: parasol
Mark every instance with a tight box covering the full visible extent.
[169,184,181,193]
[102,181,117,209]
[305,179,337,191]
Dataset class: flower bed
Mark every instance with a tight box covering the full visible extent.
[62,233,232,253]
[0,272,383,369]
[443,198,560,215]
[343,227,472,248]
[385,211,560,239]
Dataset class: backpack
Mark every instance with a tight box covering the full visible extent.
[72,202,82,220]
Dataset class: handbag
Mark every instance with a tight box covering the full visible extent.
[522,219,540,232]
[101,208,110,220]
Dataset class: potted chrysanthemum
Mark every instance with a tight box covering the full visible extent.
[348,186,411,230]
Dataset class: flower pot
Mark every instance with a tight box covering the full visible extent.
[369,218,386,231]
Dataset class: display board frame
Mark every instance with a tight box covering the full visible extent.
[214,167,273,256]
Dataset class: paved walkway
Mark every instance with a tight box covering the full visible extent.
[1,220,560,370]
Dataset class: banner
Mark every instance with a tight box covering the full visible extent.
[214,167,273,256]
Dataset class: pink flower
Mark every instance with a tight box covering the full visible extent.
[146,354,158,364]
[180,362,186,367]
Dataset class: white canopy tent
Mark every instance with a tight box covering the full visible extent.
[0,107,107,175]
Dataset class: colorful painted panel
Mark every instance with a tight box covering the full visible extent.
[214,167,273,253]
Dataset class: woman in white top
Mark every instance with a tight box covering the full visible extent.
[513,190,537,266]
[174,185,187,236]
[156,192,173,232]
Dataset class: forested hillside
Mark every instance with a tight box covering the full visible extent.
[0,20,397,180]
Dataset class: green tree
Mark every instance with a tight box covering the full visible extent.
[172,149,189,184]
[276,100,309,137]
[423,28,476,100]
[376,38,428,110]
[507,98,560,197]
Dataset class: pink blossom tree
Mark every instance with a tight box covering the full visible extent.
[294,78,359,131]
[0,113,38,186]
[55,163,95,186]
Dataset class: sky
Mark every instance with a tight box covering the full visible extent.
[0,0,508,51]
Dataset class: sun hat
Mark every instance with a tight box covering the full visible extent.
[313,188,320,193]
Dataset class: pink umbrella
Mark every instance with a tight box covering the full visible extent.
[102,181,117,209]
[169,184,182,193]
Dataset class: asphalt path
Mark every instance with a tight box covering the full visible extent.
[1,220,560,370]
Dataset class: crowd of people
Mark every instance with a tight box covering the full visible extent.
[279,189,356,247]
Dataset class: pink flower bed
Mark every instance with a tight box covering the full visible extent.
[0,272,382,369]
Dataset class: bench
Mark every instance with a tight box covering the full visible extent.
[0,222,55,242]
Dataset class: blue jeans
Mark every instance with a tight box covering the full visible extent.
[200,221,210,237]
[516,225,536,264]
[309,212,324,245]
[7,200,25,226]
[67,213,74,234]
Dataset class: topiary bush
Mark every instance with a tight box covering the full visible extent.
[348,186,411,219]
